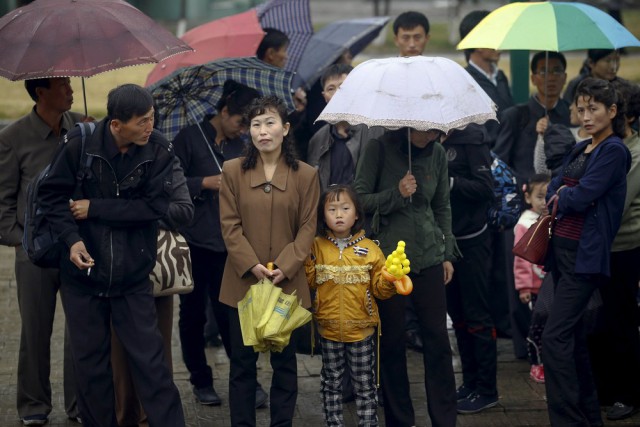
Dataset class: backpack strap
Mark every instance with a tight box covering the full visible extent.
[73,122,96,198]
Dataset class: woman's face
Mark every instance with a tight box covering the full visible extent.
[589,52,620,81]
[249,108,290,155]
[410,129,441,148]
[575,95,616,138]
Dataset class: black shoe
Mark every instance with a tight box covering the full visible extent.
[607,402,637,420]
[193,386,222,406]
[457,392,498,414]
[405,330,423,351]
[456,384,475,401]
[67,415,82,424]
[255,384,269,408]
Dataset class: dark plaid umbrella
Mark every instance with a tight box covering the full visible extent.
[148,57,295,142]
[256,0,313,73]
[293,16,390,89]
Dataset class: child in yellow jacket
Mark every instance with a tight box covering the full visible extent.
[305,184,396,426]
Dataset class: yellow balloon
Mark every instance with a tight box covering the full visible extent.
[398,241,406,247]
[402,259,410,267]
[403,266,411,274]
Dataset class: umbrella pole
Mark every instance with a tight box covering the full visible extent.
[407,127,412,203]
[81,77,88,118]
[544,50,548,117]
[187,103,223,173]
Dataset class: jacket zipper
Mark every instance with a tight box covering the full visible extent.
[91,154,152,292]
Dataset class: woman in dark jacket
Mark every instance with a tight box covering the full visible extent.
[441,124,498,414]
[542,78,631,427]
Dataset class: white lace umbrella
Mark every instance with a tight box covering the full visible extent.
[317,56,497,133]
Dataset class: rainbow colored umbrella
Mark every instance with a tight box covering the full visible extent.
[457,1,640,52]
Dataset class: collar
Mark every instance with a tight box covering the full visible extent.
[29,107,75,140]
[249,155,289,191]
[533,94,559,111]
[104,120,137,159]
[469,59,498,86]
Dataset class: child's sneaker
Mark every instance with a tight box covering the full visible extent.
[530,364,545,383]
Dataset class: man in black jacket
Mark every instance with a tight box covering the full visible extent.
[37,84,185,427]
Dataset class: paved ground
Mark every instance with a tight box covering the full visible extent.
[1,245,639,426]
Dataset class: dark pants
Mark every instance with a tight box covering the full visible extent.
[14,247,77,419]
[60,282,184,427]
[487,230,514,339]
[112,295,174,427]
[542,243,602,427]
[179,245,230,388]
[377,264,457,427]
[588,247,640,406]
[501,229,531,358]
[228,308,298,427]
[447,231,497,397]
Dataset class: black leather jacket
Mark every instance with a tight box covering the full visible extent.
[38,118,174,296]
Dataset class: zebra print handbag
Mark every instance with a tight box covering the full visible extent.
[150,229,194,297]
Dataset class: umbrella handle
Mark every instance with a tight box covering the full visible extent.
[267,262,274,271]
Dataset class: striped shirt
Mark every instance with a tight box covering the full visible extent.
[554,150,592,248]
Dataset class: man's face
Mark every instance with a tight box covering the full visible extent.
[531,57,567,100]
[475,48,501,64]
[322,73,349,103]
[38,78,74,113]
[394,26,429,57]
[113,108,155,147]
[266,46,288,69]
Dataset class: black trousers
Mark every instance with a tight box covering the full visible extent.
[178,245,230,388]
[377,264,457,427]
[60,281,184,427]
[542,242,602,427]
[228,307,298,427]
[447,231,497,397]
[588,247,640,406]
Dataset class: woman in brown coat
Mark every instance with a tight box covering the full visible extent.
[219,96,320,426]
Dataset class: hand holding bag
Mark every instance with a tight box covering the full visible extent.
[150,229,194,297]
[513,195,559,265]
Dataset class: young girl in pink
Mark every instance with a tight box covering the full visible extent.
[514,174,551,383]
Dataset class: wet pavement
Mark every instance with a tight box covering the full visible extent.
[1,245,639,426]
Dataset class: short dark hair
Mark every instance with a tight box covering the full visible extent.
[256,28,290,60]
[393,11,429,35]
[530,51,567,74]
[107,84,154,123]
[216,79,260,116]
[318,185,365,236]
[320,64,353,89]
[24,78,51,102]
[459,10,489,60]
[587,49,618,64]
[575,77,626,138]
[242,96,298,171]
[523,173,551,195]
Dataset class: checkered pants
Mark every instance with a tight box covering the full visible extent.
[320,335,378,427]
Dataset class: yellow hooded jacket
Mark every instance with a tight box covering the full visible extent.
[305,230,396,343]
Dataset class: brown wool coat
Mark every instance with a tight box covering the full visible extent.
[219,155,320,308]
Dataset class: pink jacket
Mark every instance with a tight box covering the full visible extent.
[513,209,546,295]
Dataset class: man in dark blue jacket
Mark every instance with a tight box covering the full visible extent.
[37,84,185,427]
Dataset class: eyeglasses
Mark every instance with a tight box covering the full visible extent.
[535,68,565,76]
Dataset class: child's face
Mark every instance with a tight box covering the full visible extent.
[525,183,548,215]
[324,192,358,239]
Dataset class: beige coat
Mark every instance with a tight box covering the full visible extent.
[219,155,319,308]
